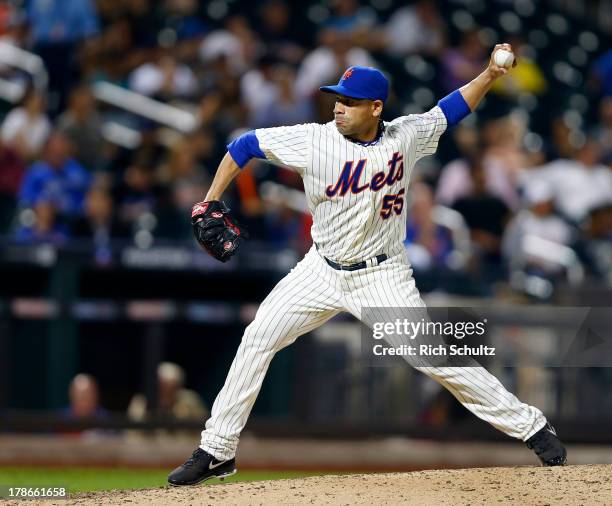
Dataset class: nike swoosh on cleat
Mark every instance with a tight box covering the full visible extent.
[209,460,228,470]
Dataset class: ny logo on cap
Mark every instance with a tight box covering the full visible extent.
[341,68,354,81]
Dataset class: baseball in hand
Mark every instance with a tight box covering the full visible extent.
[494,49,514,68]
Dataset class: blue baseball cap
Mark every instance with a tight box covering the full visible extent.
[320,66,389,102]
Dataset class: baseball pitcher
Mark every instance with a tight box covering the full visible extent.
[168,44,566,486]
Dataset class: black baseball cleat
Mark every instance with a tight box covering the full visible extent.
[168,448,237,486]
[526,423,567,466]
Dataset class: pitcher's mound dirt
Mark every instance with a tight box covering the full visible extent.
[15,464,612,505]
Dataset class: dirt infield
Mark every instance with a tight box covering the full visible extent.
[9,464,611,505]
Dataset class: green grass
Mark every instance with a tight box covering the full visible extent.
[0,467,328,493]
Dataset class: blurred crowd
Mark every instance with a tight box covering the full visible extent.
[0,0,610,292]
[61,363,208,435]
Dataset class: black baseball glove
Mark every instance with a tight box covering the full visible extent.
[191,200,247,262]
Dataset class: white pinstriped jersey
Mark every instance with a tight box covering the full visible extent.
[255,106,447,263]
[202,109,549,463]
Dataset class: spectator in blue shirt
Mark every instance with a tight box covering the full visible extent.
[59,374,111,436]
[404,183,454,270]
[592,49,612,97]
[14,199,70,244]
[27,0,100,114]
[28,0,99,44]
[18,131,92,218]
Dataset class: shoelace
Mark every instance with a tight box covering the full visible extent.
[184,448,206,467]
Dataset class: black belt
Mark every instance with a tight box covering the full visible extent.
[324,254,388,271]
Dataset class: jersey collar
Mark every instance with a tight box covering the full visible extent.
[344,120,386,147]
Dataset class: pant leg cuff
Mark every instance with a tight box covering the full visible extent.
[522,417,548,441]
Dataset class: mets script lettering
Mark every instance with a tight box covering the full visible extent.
[325,152,404,197]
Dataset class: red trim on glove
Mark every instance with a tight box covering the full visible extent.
[224,216,240,235]
[191,201,209,218]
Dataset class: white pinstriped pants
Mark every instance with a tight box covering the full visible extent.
[201,246,546,460]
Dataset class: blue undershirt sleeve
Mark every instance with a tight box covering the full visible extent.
[437,90,472,127]
[227,131,266,168]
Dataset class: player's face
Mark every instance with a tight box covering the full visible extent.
[333,95,381,137]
